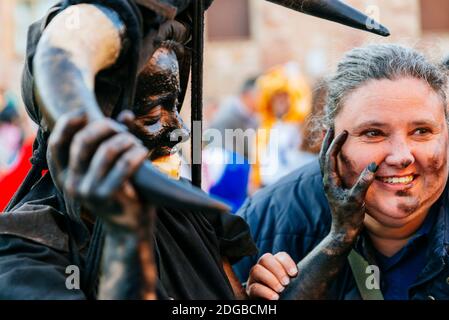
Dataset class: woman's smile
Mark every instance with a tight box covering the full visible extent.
[374,173,420,191]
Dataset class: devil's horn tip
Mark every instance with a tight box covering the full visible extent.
[372,24,390,37]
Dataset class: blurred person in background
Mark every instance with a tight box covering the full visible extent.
[202,146,250,213]
[0,87,23,174]
[203,97,220,129]
[202,78,260,212]
[0,87,34,211]
[253,62,312,188]
[207,76,260,159]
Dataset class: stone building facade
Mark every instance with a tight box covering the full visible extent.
[204,0,426,101]
[1,0,449,107]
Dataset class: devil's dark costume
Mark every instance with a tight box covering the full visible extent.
[0,0,256,300]
[0,0,389,300]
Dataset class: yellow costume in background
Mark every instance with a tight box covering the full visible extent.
[251,63,312,189]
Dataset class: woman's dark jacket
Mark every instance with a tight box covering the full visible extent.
[234,160,449,300]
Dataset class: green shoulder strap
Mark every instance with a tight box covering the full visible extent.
[347,249,384,300]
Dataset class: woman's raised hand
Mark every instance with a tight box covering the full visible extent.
[319,127,378,241]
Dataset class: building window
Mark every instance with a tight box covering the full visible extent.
[420,0,449,32]
[206,0,250,41]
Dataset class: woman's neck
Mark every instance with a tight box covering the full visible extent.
[364,209,429,257]
[368,234,411,257]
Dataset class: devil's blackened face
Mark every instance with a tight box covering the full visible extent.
[131,46,190,161]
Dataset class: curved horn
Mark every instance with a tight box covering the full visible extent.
[265,0,390,37]
[132,161,230,213]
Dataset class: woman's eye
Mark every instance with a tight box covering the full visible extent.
[413,128,431,135]
[362,129,384,138]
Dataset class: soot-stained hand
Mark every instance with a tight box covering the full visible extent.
[48,110,149,230]
[319,127,378,240]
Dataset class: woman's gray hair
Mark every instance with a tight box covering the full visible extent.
[321,43,448,130]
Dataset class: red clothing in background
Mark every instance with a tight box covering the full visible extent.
[0,137,34,212]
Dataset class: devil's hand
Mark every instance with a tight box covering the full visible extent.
[48,110,149,230]
[319,128,378,241]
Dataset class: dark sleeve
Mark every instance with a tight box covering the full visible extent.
[232,161,333,283]
[215,211,258,264]
[175,177,258,264]
[229,198,259,282]
[196,207,257,265]
[0,235,86,300]
[0,193,88,300]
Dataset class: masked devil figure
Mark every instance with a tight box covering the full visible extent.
[0,0,389,300]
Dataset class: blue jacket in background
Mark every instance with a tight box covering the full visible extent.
[233,160,449,300]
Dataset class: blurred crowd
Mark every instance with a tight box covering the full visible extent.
[202,62,326,212]
[0,86,35,211]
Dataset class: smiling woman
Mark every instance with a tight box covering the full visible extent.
[325,45,449,248]
[337,78,447,237]
[235,44,449,300]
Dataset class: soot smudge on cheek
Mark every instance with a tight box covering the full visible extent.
[396,190,411,197]
[397,198,420,214]
[427,154,443,172]
[427,138,448,173]
[424,145,448,189]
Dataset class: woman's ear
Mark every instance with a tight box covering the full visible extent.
[321,129,327,140]
[322,125,333,140]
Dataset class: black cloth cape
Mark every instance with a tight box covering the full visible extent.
[0,0,257,300]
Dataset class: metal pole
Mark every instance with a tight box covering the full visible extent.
[191,0,205,188]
